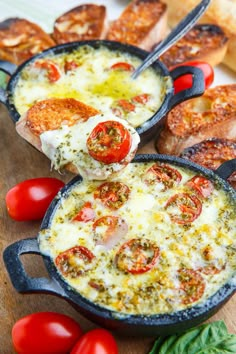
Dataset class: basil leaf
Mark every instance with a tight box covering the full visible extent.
[149,337,167,354]
[158,334,178,354]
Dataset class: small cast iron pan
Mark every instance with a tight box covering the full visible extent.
[0,40,204,146]
[3,155,236,336]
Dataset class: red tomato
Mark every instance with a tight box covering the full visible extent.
[64,60,79,73]
[171,61,214,94]
[144,163,182,190]
[186,175,214,198]
[92,215,128,248]
[178,268,205,305]
[132,93,151,104]
[34,59,61,82]
[94,181,130,210]
[110,61,134,71]
[115,238,159,274]
[70,328,118,354]
[165,192,202,224]
[115,99,135,113]
[5,177,65,221]
[72,201,95,222]
[55,246,95,278]
[87,120,132,164]
[12,312,83,354]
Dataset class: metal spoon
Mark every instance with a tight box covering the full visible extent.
[131,0,211,79]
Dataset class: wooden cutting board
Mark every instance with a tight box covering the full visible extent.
[0,104,235,354]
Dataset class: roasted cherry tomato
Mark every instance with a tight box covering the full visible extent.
[171,61,214,94]
[110,62,134,71]
[72,201,95,222]
[34,59,61,82]
[115,238,159,274]
[87,120,132,164]
[115,99,135,113]
[70,328,118,354]
[55,246,95,278]
[186,175,214,198]
[178,268,205,305]
[132,93,151,104]
[198,265,224,275]
[64,60,79,73]
[94,181,130,210]
[144,163,182,189]
[5,177,65,221]
[12,312,83,354]
[93,215,128,249]
[165,192,202,224]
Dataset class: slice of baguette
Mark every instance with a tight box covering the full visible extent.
[16,98,100,152]
[162,0,236,71]
[53,4,108,44]
[159,24,228,68]
[0,18,55,65]
[106,0,168,51]
[156,84,236,155]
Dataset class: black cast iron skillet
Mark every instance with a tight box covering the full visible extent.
[0,40,204,145]
[3,155,236,336]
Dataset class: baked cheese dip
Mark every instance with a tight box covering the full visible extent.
[39,161,236,315]
[13,45,170,128]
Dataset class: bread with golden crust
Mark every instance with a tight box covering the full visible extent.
[106,0,168,51]
[53,4,108,44]
[156,84,236,155]
[162,0,236,72]
[159,23,228,68]
[0,18,55,65]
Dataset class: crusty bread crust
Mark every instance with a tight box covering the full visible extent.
[0,18,55,65]
[106,0,168,51]
[160,24,228,68]
[53,4,108,44]
[156,84,236,155]
[162,0,236,71]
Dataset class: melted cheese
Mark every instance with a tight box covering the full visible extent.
[13,45,171,128]
[40,114,140,180]
[39,162,236,316]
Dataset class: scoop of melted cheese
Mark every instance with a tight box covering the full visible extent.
[40,114,140,180]
[39,162,236,316]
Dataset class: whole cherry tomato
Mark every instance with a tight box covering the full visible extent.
[6,177,65,221]
[70,328,118,354]
[171,61,214,94]
[12,312,83,354]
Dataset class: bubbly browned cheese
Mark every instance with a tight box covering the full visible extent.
[39,161,236,316]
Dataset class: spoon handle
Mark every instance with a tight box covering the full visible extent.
[131,0,211,79]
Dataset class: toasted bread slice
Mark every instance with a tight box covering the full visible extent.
[53,4,108,44]
[106,0,167,51]
[162,0,236,71]
[159,24,228,68]
[180,138,236,189]
[0,18,55,65]
[16,98,100,151]
[156,84,236,155]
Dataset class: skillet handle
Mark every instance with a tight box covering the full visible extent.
[0,60,17,104]
[3,238,66,297]
[168,66,205,109]
[214,159,236,180]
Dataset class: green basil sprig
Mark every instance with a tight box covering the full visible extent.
[149,321,236,354]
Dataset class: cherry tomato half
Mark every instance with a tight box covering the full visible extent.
[72,201,95,222]
[34,59,61,82]
[186,175,214,198]
[115,238,160,274]
[5,177,65,221]
[178,268,205,305]
[171,61,214,94]
[94,181,130,210]
[165,192,202,224]
[110,61,135,71]
[144,163,182,190]
[87,120,132,164]
[70,328,118,354]
[12,312,83,354]
[55,246,95,278]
